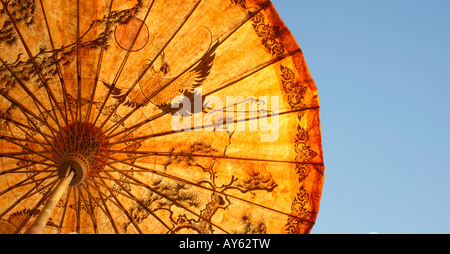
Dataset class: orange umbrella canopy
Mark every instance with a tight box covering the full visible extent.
[0,0,324,234]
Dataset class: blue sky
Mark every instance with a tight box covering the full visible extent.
[272,0,450,233]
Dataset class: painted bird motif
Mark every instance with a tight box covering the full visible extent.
[103,42,219,114]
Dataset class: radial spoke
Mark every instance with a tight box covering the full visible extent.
[0,160,53,176]
[0,135,58,165]
[99,1,272,140]
[0,57,67,149]
[0,134,51,148]
[75,186,81,232]
[105,106,319,150]
[0,169,55,174]
[88,177,143,233]
[37,0,72,150]
[95,149,325,168]
[94,0,203,138]
[77,185,99,233]
[0,153,54,167]
[0,151,50,157]
[0,171,55,196]
[92,170,176,233]
[74,0,82,155]
[57,185,72,234]
[2,122,62,159]
[82,0,115,134]
[0,116,54,141]
[103,44,301,143]
[91,0,156,131]
[0,90,64,156]
[13,180,58,234]
[0,17,68,160]
[84,181,124,233]
[104,163,231,233]
[0,0,69,133]
[80,182,120,233]
[0,86,59,136]
[110,159,315,225]
[0,176,58,220]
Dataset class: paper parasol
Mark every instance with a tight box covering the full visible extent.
[0,0,324,234]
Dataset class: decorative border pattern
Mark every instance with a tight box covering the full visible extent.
[231,0,247,9]
[251,13,285,57]
[230,0,320,232]
[280,65,309,109]
[280,65,318,233]
[231,0,286,57]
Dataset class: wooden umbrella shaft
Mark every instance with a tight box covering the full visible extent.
[25,167,74,234]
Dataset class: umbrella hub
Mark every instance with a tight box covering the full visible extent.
[52,122,110,185]
[57,153,89,186]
